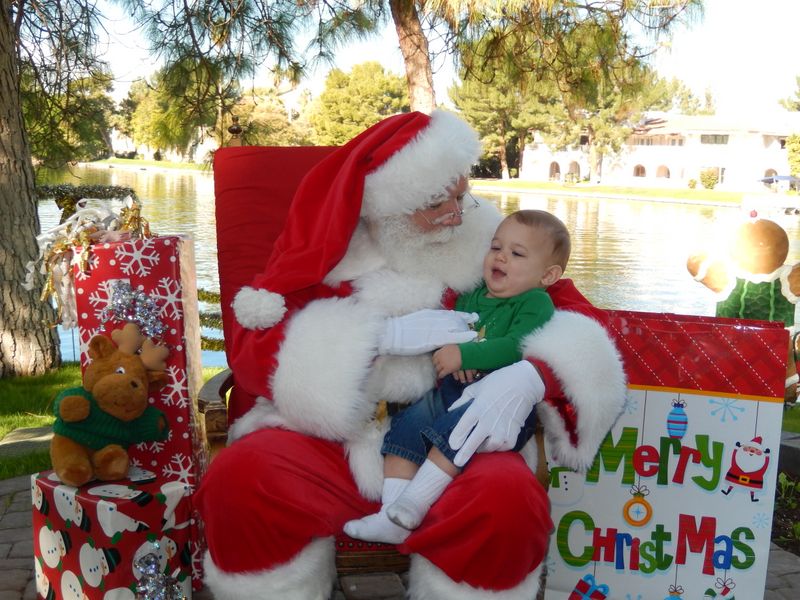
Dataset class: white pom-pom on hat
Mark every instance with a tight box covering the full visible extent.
[233,286,287,330]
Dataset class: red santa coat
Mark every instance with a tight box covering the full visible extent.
[197,205,625,598]
[724,446,770,489]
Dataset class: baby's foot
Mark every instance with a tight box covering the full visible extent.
[343,511,410,544]
[386,496,425,530]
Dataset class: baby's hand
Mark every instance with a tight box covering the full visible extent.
[433,344,463,378]
[453,369,478,384]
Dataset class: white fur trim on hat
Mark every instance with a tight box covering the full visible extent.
[362,110,482,219]
[232,286,287,330]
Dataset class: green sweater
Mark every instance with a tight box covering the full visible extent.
[455,282,554,371]
[53,387,169,451]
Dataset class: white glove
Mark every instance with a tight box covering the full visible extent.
[378,309,479,356]
[448,360,545,467]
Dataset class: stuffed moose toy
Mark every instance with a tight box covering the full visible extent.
[50,323,170,487]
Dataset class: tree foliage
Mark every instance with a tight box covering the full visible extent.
[13,2,113,166]
[787,134,800,178]
[450,11,705,180]
[309,61,409,145]
[233,87,312,146]
[125,67,221,157]
[663,78,715,114]
[780,76,800,112]
[450,51,560,179]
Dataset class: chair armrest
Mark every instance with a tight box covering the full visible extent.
[198,369,234,448]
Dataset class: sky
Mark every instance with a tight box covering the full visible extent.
[97,0,800,116]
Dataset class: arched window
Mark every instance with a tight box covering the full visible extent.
[549,162,561,181]
[568,162,580,179]
[633,165,646,177]
[656,165,670,178]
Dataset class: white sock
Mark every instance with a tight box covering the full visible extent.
[343,478,411,544]
[386,460,453,530]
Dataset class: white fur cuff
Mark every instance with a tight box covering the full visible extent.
[233,286,286,330]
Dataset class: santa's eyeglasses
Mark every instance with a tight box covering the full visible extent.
[415,190,480,226]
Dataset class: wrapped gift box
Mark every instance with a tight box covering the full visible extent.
[544,311,788,600]
[32,469,195,598]
[72,235,206,488]
[33,235,207,595]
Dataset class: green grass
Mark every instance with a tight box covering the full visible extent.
[0,365,226,480]
[472,178,746,204]
[0,363,82,440]
[785,404,800,433]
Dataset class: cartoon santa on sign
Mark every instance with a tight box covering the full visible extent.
[721,436,771,501]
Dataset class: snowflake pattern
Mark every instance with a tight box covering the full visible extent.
[752,512,770,528]
[160,366,189,409]
[87,279,118,321]
[623,394,639,415]
[78,326,102,367]
[190,540,205,579]
[162,454,194,485]
[115,238,160,277]
[137,428,172,455]
[73,252,100,281]
[153,276,183,320]
[708,397,746,423]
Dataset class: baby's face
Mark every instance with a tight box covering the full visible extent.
[483,218,557,298]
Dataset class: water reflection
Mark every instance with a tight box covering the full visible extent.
[38,165,800,366]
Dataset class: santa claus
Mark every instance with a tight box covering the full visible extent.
[196,110,626,599]
[721,436,771,502]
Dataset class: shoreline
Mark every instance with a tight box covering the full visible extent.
[470,182,738,208]
[79,159,798,211]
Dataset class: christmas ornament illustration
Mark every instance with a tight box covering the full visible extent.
[622,484,652,527]
[666,399,688,439]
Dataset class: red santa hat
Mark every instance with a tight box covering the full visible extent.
[233,109,482,330]
[745,436,763,450]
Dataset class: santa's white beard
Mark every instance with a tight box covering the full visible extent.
[369,214,481,290]
[735,449,767,473]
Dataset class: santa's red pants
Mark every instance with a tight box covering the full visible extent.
[196,428,552,591]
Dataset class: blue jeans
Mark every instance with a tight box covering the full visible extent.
[382,375,538,466]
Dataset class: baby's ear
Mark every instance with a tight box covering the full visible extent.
[541,265,563,287]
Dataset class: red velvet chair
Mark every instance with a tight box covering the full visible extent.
[199,144,410,574]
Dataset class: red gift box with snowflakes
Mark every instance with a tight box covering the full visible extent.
[31,235,207,596]
[71,235,206,488]
[32,468,196,599]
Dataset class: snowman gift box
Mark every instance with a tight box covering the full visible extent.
[32,469,195,599]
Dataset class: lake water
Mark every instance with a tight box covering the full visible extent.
[38,164,800,367]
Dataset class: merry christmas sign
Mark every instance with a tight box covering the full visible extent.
[544,311,787,600]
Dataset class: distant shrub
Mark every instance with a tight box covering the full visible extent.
[688,178,697,189]
[700,169,719,190]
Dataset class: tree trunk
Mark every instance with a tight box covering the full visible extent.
[499,142,509,180]
[389,0,435,113]
[517,131,527,179]
[588,140,602,183]
[0,0,60,377]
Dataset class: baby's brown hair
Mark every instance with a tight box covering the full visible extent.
[509,210,571,271]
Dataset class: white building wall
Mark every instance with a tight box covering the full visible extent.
[519,114,798,191]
